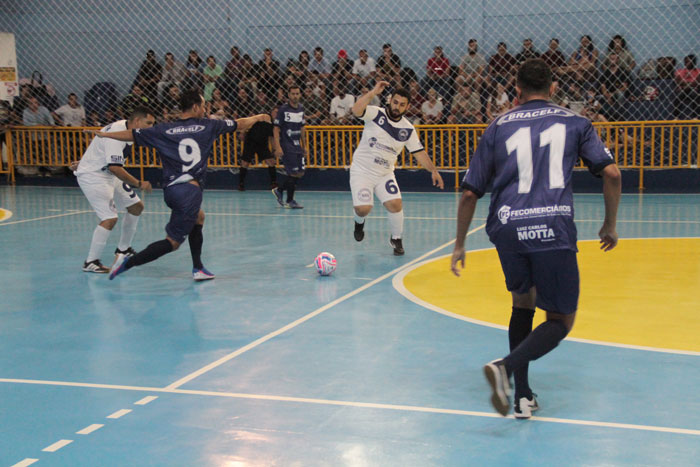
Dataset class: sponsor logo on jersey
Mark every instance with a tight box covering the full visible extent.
[517,224,556,241]
[496,107,575,125]
[497,204,571,225]
[368,137,395,154]
[165,125,206,135]
[373,156,391,168]
[498,205,511,224]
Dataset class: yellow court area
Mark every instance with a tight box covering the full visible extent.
[401,238,700,353]
[0,208,12,222]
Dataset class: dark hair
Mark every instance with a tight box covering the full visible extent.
[686,54,697,70]
[607,34,627,52]
[287,85,301,94]
[581,35,594,53]
[497,42,507,49]
[165,52,173,58]
[314,47,323,54]
[550,38,559,44]
[391,88,410,101]
[516,58,552,96]
[68,93,77,99]
[180,89,204,112]
[207,55,216,62]
[128,106,154,121]
[468,38,477,44]
[383,43,392,49]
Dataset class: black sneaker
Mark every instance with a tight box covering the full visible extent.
[83,259,110,273]
[484,359,512,416]
[354,221,365,242]
[238,183,245,191]
[115,247,137,257]
[514,393,539,419]
[390,237,404,256]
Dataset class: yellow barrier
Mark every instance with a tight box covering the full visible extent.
[5,121,700,190]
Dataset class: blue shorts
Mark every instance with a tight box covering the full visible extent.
[163,182,203,244]
[282,153,305,175]
[496,248,580,314]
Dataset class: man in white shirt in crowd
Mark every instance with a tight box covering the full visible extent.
[53,93,86,126]
[329,82,355,124]
[352,49,377,87]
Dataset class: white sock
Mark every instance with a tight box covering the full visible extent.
[387,210,404,239]
[354,213,366,224]
[117,213,140,251]
[86,225,111,262]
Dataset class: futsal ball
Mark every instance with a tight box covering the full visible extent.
[314,252,337,276]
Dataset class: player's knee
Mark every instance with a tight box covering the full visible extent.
[127,201,144,216]
[167,237,181,250]
[354,205,372,217]
[197,210,205,224]
[100,217,118,230]
[384,199,403,213]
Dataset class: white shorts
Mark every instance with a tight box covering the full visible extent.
[349,169,402,207]
[78,174,141,221]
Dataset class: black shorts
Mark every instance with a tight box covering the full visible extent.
[497,248,580,314]
[282,152,305,175]
[163,182,203,244]
[240,140,272,163]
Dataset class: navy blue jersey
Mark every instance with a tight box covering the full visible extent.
[133,117,238,187]
[274,103,305,155]
[462,100,614,252]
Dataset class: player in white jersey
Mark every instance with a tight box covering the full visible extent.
[350,81,444,255]
[73,107,155,273]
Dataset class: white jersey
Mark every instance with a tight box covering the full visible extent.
[75,120,131,180]
[351,106,423,176]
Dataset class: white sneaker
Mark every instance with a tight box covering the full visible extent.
[483,359,511,416]
[193,267,215,281]
[514,394,539,419]
[83,259,110,273]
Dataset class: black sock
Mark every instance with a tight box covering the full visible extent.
[267,166,277,184]
[509,307,535,398]
[286,177,297,203]
[239,167,248,185]
[504,319,569,377]
[188,224,204,270]
[126,239,173,269]
[278,176,286,194]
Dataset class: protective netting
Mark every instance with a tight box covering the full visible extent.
[1,0,698,127]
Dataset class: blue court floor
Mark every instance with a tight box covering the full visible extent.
[0,185,698,466]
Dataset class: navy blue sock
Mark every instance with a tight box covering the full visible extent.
[188,224,204,270]
[503,319,569,377]
[268,166,277,184]
[126,239,173,269]
[239,167,248,184]
[285,177,297,203]
[509,307,535,398]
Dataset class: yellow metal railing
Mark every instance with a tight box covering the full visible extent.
[4,121,700,189]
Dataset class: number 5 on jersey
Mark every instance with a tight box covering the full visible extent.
[179,138,202,171]
[506,123,566,193]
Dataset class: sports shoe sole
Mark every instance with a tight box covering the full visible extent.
[484,361,510,416]
[271,188,285,207]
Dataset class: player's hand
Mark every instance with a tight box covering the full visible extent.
[139,180,153,193]
[450,246,466,277]
[69,161,79,172]
[84,129,104,137]
[432,170,444,189]
[372,81,390,95]
[598,224,618,251]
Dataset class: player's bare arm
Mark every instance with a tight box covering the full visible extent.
[88,129,134,142]
[236,113,271,132]
[352,80,389,117]
[108,165,152,193]
[599,163,621,251]
[451,190,479,276]
[412,150,445,189]
[272,126,283,158]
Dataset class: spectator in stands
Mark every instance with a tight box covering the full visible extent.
[352,49,377,88]
[206,88,231,119]
[329,81,355,124]
[486,83,511,121]
[541,38,567,75]
[566,35,599,88]
[53,93,86,126]
[515,38,540,64]
[135,50,162,102]
[421,88,444,124]
[603,35,636,72]
[405,80,425,124]
[203,56,224,101]
[377,43,402,75]
[21,97,56,176]
[183,49,204,91]
[359,85,381,107]
[225,46,245,84]
[302,84,326,125]
[118,84,151,119]
[286,51,310,85]
[599,52,631,120]
[332,50,354,89]
[448,82,482,124]
[0,99,11,167]
[308,47,332,80]
[161,84,181,121]
[460,39,488,85]
[427,46,451,81]
[258,48,281,99]
[489,42,517,86]
[233,87,254,119]
[43,84,60,113]
[158,52,187,98]
[675,54,699,119]
[253,89,270,115]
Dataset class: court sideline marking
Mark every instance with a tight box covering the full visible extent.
[0,210,91,226]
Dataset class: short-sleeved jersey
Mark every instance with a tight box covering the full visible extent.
[76,120,131,180]
[133,117,238,187]
[351,106,424,177]
[462,99,614,253]
[274,104,305,155]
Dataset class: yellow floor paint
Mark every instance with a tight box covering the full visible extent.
[402,238,700,353]
[0,208,12,222]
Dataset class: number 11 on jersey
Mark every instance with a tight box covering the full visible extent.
[506,123,566,193]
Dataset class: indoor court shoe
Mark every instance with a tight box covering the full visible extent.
[390,237,404,256]
[82,259,110,274]
[484,359,511,416]
[272,187,285,207]
[193,267,216,281]
[514,393,539,419]
[109,255,130,280]
[115,247,137,257]
[354,221,365,242]
[286,200,303,209]
[238,183,245,191]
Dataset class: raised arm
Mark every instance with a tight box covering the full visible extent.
[89,129,135,142]
[352,80,389,117]
[236,113,271,132]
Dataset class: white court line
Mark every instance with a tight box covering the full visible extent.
[134,395,158,405]
[76,424,104,435]
[1,378,698,437]
[42,439,73,452]
[0,210,91,226]
[106,409,132,419]
[10,459,39,467]
[164,227,482,390]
